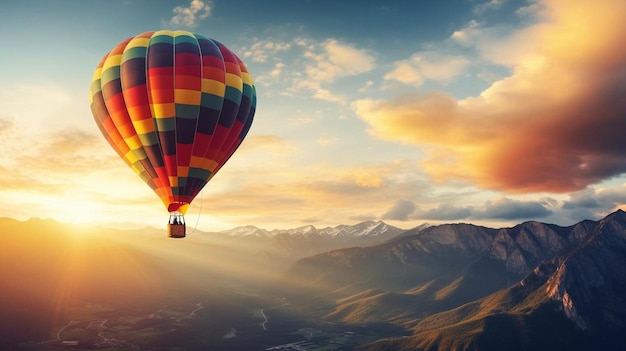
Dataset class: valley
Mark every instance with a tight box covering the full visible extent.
[17,289,401,351]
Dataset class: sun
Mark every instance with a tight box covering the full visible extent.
[50,197,107,225]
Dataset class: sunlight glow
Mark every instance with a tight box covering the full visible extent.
[49,197,106,225]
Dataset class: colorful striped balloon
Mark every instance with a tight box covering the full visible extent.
[89,30,256,219]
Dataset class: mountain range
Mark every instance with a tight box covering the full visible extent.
[283,210,626,350]
[1,211,625,350]
[212,220,412,261]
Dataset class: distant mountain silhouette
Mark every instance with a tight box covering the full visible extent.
[282,211,626,350]
[211,221,410,261]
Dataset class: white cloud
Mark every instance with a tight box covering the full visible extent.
[243,36,375,102]
[303,39,375,82]
[243,39,292,63]
[358,80,374,92]
[450,20,482,46]
[385,52,470,87]
[166,0,212,28]
[293,38,375,103]
[309,87,344,103]
[474,0,505,14]
[417,54,471,81]
[269,62,285,78]
[384,61,424,86]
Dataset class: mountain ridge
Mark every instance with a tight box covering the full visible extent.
[210,220,411,262]
[220,220,408,239]
[282,210,626,351]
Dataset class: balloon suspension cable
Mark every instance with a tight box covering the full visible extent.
[186,189,203,235]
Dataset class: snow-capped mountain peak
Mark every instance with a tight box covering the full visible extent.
[215,221,414,259]
[222,225,270,238]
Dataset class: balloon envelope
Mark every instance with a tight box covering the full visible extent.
[89,30,256,215]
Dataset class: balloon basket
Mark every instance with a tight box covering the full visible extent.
[167,212,186,238]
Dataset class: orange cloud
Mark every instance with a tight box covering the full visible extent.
[354,0,626,194]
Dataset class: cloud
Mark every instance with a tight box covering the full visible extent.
[0,130,120,190]
[413,203,473,221]
[562,188,603,211]
[354,0,626,194]
[245,36,375,102]
[309,166,386,195]
[165,0,212,28]
[384,61,424,87]
[359,81,374,92]
[243,39,292,63]
[477,197,553,220]
[270,62,285,78]
[311,39,376,80]
[561,185,626,221]
[382,199,417,221]
[294,38,376,102]
[238,38,293,89]
[450,20,482,46]
[385,52,471,87]
[381,196,551,222]
[474,0,505,14]
[0,127,153,227]
[309,88,345,104]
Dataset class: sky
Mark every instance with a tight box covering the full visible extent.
[1,0,626,232]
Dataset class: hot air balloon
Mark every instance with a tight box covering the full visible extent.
[89,30,256,238]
